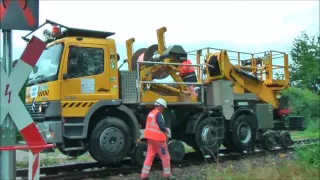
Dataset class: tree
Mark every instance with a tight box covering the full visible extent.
[289,31,320,94]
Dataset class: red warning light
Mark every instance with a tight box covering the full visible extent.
[52,26,59,36]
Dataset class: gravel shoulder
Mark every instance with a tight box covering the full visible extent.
[88,150,319,180]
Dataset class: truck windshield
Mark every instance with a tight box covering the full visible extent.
[27,43,64,85]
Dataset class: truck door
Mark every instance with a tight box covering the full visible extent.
[61,43,110,117]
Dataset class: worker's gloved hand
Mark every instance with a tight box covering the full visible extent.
[166,128,171,139]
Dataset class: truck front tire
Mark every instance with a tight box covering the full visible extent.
[89,117,130,165]
[58,148,87,157]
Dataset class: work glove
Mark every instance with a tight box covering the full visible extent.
[166,128,171,139]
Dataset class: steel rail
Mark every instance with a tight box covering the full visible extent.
[16,138,319,180]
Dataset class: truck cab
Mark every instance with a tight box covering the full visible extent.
[24,21,127,158]
[25,24,119,104]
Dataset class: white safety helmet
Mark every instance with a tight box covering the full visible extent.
[154,98,167,108]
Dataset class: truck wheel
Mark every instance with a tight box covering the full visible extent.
[88,146,101,162]
[223,132,239,152]
[89,117,130,165]
[194,117,223,156]
[230,115,256,152]
[58,148,87,157]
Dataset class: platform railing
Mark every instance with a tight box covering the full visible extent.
[188,47,289,84]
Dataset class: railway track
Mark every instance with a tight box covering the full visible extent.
[16,138,319,180]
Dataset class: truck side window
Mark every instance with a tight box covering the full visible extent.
[67,46,104,78]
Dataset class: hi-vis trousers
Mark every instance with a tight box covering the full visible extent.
[140,140,171,178]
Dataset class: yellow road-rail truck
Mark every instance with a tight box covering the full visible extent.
[22,20,304,165]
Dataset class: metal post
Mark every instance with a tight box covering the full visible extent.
[0,30,16,180]
[137,60,140,103]
[201,65,204,104]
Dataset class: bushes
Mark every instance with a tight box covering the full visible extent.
[282,87,320,130]
[283,87,320,170]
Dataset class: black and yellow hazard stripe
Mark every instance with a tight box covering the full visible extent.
[62,102,95,108]
[38,90,49,96]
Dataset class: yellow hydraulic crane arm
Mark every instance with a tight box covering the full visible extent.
[157,27,167,55]
[124,27,198,104]
[206,50,279,108]
[126,38,135,71]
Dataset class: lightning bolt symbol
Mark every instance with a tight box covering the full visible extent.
[5,84,12,104]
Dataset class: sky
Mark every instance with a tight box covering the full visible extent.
[0,0,319,71]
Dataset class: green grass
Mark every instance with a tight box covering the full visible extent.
[295,142,320,169]
[291,118,320,140]
[203,160,319,180]
[144,152,320,180]
[291,130,320,140]
[16,151,94,168]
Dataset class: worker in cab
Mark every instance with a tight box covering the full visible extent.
[141,98,175,180]
[178,59,198,97]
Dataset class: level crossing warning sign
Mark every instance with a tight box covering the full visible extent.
[0,36,47,154]
[0,0,39,31]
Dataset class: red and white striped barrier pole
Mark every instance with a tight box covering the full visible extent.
[0,144,54,180]
[1,36,47,154]
[29,151,40,180]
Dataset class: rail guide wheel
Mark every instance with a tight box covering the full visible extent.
[132,141,148,166]
[279,131,292,149]
[262,131,277,151]
[168,139,185,162]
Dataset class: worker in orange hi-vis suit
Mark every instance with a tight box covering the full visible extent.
[178,59,198,97]
[140,98,176,180]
